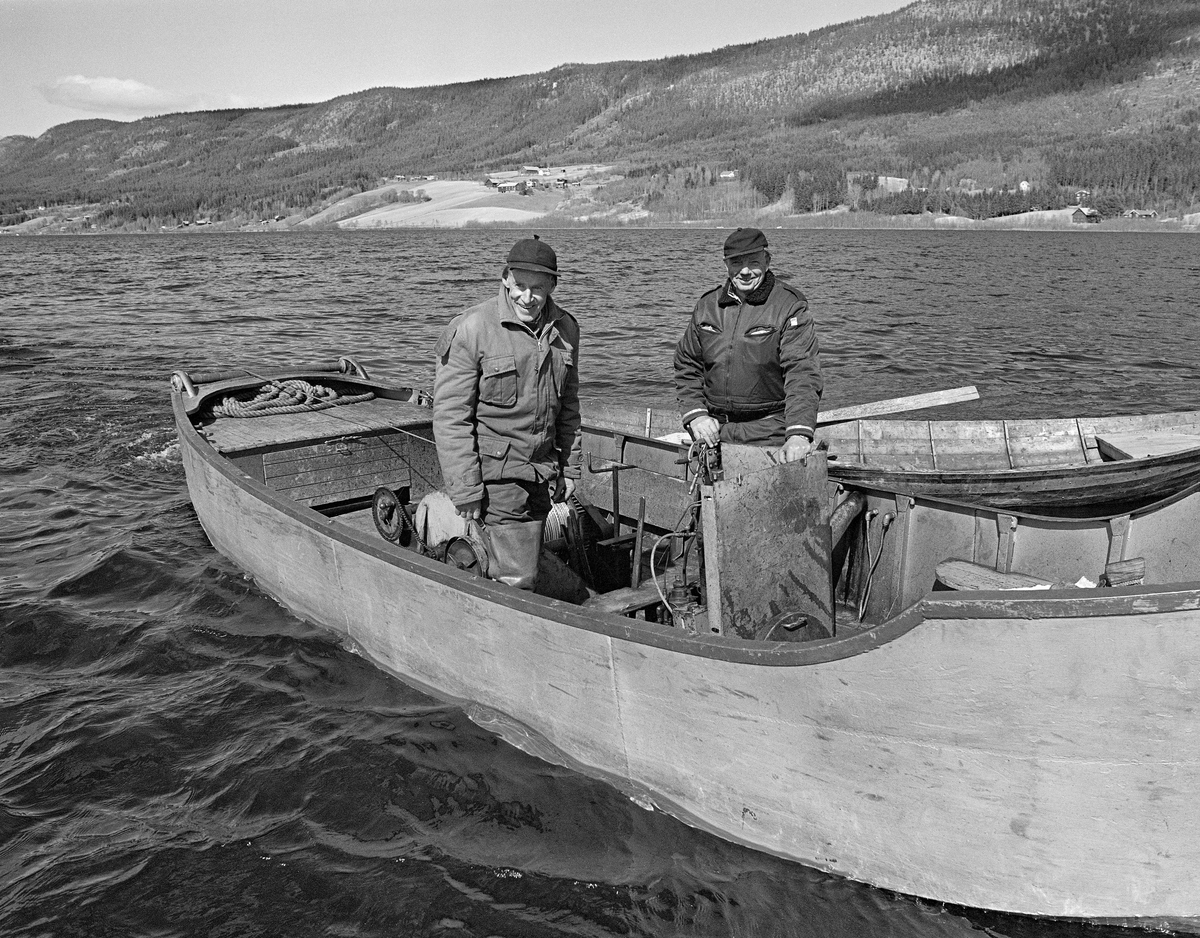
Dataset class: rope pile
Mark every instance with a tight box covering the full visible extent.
[213,380,375,418]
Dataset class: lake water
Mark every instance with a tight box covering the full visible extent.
[2,228,1198,937]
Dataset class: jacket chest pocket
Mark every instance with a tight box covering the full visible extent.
[696,321,728,361]
[480,355,518,407]
[739,324,778,366]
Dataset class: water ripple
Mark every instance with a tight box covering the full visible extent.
[1,229,1197,937]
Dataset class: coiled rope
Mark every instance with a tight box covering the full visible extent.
[213,379,375,418]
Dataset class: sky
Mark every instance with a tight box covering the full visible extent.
[0,0,913,139]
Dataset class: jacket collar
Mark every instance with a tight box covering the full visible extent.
[718,270,776,307]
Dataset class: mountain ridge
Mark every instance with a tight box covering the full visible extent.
[3,0,1199,228]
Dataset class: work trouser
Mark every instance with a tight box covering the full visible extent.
[481,479,552,590]
[714,410,786,446]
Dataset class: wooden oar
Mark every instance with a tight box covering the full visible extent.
[816,385,979,425]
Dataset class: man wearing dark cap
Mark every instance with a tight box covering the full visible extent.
[674,227,822,462]
[433,235,581,589]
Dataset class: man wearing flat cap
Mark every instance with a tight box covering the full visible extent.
[674,227,823,462]
[433,235,581,590]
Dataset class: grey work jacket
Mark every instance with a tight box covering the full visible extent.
[433,288,582,507]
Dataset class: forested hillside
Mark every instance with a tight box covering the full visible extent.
[2,0,1198,228]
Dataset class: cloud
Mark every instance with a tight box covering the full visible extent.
[38,75,199,116]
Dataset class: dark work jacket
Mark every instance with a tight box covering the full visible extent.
[674,271,823,439]
[433,288,581,508]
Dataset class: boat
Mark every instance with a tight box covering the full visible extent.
[584,397,1200,516]
[172,359,1200,930]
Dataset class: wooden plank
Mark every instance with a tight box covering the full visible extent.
[263,435,414,475]
[261,437,443,504]
[1088,411,1200,439]
[580,402,681,440]
[1095,430,1200,461]
[1001,419,1089,468]
[578,427,692,532]
[927,421,1011,470]
[228,452,265,483]
[257,431,423,506]
[280,467,413,506]
[583,578,663,615]
[203,398,432,453]
[1103,557,1146,587]
[847,424,935,469]
[583,386,980,445]
[1095,436,1133,461]
[820,416,1099,471]
[269,457,414,491]
[271,453,413,487]
[936,559,1060,591]
[577,466,690,533]
[816,386,979,423]
[581,427,687,474]
[1083,414,1200,463]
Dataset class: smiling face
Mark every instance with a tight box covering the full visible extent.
[503,268,556,323]
[725,250,770,295]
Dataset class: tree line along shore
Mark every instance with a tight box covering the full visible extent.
[4,168,1198,235]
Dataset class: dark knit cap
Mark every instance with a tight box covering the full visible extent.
[723,227,768,259]
[506,235,559,275]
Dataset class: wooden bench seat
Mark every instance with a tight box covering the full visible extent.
[582,578,664,616]
[935,559,1061,591]
[202,397,433,453]
[1095,429,1200,461]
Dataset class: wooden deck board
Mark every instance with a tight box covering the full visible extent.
[281,467,415,506]
[936,559,1059,591]
[263,436,418,475]
[202,398,433,453]
[1096,429,1200,461]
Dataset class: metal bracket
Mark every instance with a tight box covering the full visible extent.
[586,457,635,473]
[325,435,358,457]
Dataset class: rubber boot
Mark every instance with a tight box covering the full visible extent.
[484,520,544,590]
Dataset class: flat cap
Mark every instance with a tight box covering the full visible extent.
[723,227,768,260]
[506,235,559,275]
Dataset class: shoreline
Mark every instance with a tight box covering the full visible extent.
[4,180,1198,238]
[5,218,1197,234]
[5,220,1199,235]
